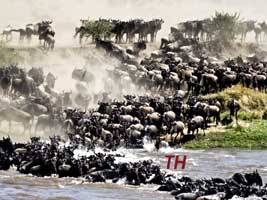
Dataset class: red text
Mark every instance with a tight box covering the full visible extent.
[166,155,187,170]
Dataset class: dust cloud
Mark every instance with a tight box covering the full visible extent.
[19,47,148,106]
[0,0,266,139]
[1,0,267,103]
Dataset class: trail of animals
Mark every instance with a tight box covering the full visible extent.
[2,16,267,49]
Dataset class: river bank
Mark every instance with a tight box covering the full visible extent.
[184,120,267,149]
[184,85,267,150]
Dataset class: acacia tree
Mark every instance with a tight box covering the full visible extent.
[210,11,240,46]
[84,19,113,41]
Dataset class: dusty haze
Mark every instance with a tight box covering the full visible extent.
[1,0,267,106]
[1,0,267,46]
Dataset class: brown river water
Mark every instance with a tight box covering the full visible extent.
[1,142,266,200]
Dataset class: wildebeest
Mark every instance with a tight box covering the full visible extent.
[72,68,95,84]
[203,105,221,125]
[187,116,205,136]
[46,72,57,89]
[35,115,50,134]
[170,121,185,142]
[21,102,48,117]
[1,25,13,41]
[227,99,240,123]
[0,106,32,133]
[231,170,263,187]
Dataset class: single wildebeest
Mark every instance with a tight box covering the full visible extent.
[119,115,134,125]
[187,116,205,136]
[35,114,58,135]
[145,124,159,139]
[0,106,32,133]
[227,99,240,123]
[203,105,221,125]
[163,111,176,122]
[170,121,185,142]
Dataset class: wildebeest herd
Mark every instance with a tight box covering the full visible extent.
[0,135,266,200]
[1,20,55,50]
[1,19,265,149]
[175,19,267,43]
[74,18,164,44]
[0,58,242,149]
[1,16,267,200]
[3,16,267,50]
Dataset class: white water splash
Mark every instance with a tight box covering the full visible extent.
[230,195,263,200]
[143,136,156,153]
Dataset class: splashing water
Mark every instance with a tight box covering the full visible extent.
[143,136,156,153]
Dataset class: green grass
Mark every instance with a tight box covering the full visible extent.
[237,111,263,121]
[184,120,267,149]
[185,86,267,149]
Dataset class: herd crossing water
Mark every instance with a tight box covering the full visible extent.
[1,5,267,199]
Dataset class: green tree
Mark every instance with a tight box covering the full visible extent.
[210,11,240,46]
[84,19,113,41]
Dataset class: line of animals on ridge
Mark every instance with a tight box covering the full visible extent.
[74,18,164,44]
[0,136,266,200]
[176,19,267,43]
[1,18,164,47]
[2,17,267,49]
[1,20,55,50]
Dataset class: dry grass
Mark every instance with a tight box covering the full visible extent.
[203,85,267,117]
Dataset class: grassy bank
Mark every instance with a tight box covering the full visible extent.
[184,120,267,149]
[185,86,267,149]
[202,85,267,111]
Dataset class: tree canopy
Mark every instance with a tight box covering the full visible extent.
[210,11,240,45]
[84,19,113,40]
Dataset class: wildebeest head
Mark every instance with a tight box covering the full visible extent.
[0,136,13,154]
[30,137,41,144]
[135,41,146,50]
[245,170,263,187]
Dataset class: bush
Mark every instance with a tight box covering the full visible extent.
[210,11,240,46]
[203,85,267,112]
[84,19,113,41]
